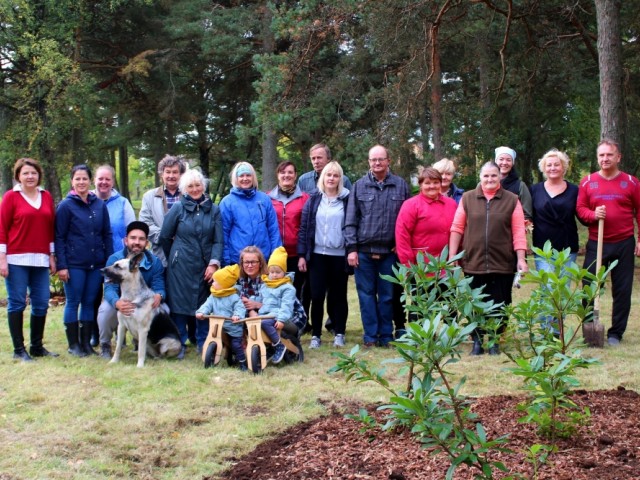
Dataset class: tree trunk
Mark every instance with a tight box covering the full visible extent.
[153,123,165,187]
[429,33,444,162]
[260,4,278,190]
[109,149,119,191]
[118,145,130,199]
[166,117,176,156]
[196,119,210,177]
[41,147,62,203]
[595,0,627,155]
[0,101,11,193]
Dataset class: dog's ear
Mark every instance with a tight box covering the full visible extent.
[129,252,145,272]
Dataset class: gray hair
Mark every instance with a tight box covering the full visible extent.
[178,168,208,194]
[432,158,456,175]
[157,155,187,175]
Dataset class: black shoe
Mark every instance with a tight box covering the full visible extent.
[176,345,186,360]
[303,323,313,335]
[488,344,500,355]
[394,328,407,340]
[30,346,59,358]
[100,343,112,360]
[13,347,34,362]
[470,340,484,356]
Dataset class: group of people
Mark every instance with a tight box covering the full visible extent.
[2,138,639,365]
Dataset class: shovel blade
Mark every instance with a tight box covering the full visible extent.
[583,316,605,348]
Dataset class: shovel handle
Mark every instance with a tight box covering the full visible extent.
[593,218,604,317]
[596,218,604,272]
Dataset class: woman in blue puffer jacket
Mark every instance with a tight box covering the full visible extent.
[219,162,282,266]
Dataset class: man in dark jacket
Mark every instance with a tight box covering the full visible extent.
[298,143,352,194]
[344,145,410,347]
[97,221,166,359]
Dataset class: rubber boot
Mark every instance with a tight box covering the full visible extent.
[90,328,99,348]
[65,322,87,357]
[8,311,33,362]
[29,315,59,357]
[80,321,98,356]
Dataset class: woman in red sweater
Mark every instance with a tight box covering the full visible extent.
[0,158,57,361]
[395,167,458,267]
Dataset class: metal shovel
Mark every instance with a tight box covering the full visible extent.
[583,218,605,348]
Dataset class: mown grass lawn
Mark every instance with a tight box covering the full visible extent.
[0,261,639,480]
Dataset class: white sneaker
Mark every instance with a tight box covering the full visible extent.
[333,334,345,347]
[309,336,321,349]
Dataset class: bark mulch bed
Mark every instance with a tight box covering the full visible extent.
[215,387,639,480]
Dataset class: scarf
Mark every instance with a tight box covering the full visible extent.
[211,286,238,298]
[261,275,292,288]
[279,185,296,196]
[501,168,521,196]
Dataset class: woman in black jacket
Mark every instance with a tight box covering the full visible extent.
[298,161,350,350]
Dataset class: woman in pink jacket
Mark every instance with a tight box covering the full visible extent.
[395,167,457,267]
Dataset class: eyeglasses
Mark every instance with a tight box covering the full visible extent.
[242,260,260,266]
[368,158,388,163]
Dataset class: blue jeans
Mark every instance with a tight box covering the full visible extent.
[172,313,194,347]
[5,265,50,316]
[229,336,246,363]
[261,318,281,344]
[535,253,577,335]
[63,268,103,324]
[354,252,396,345]
[534,253,577,277]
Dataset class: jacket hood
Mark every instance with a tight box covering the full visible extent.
[268,185,305,201]
[181,194,212,212]
[90,188,121,202]
[231,186,257,198]
[67,190,99,204]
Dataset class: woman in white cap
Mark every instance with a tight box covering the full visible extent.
[495,146,533,222]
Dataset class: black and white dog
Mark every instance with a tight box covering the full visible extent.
[101,253,181,367]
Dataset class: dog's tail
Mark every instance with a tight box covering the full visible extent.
[158,338,182,358]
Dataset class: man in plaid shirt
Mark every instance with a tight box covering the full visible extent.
[345,145,410,348]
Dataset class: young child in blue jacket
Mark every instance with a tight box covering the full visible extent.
[252,246,297,364]
[196,264,247,370]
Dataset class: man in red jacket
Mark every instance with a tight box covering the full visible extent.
[576,139,640,346]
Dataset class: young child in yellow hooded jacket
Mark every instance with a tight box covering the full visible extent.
[252,246,297,363]
[196,264,247,370]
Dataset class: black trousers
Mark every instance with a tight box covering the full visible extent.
[469,272,514,339]
[308,253,349,337]
[288,256,310,318]
[583,235,635,340]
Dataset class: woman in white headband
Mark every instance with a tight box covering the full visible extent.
[495,146,533,222]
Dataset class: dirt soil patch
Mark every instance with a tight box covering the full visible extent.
[216,388,640,480]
